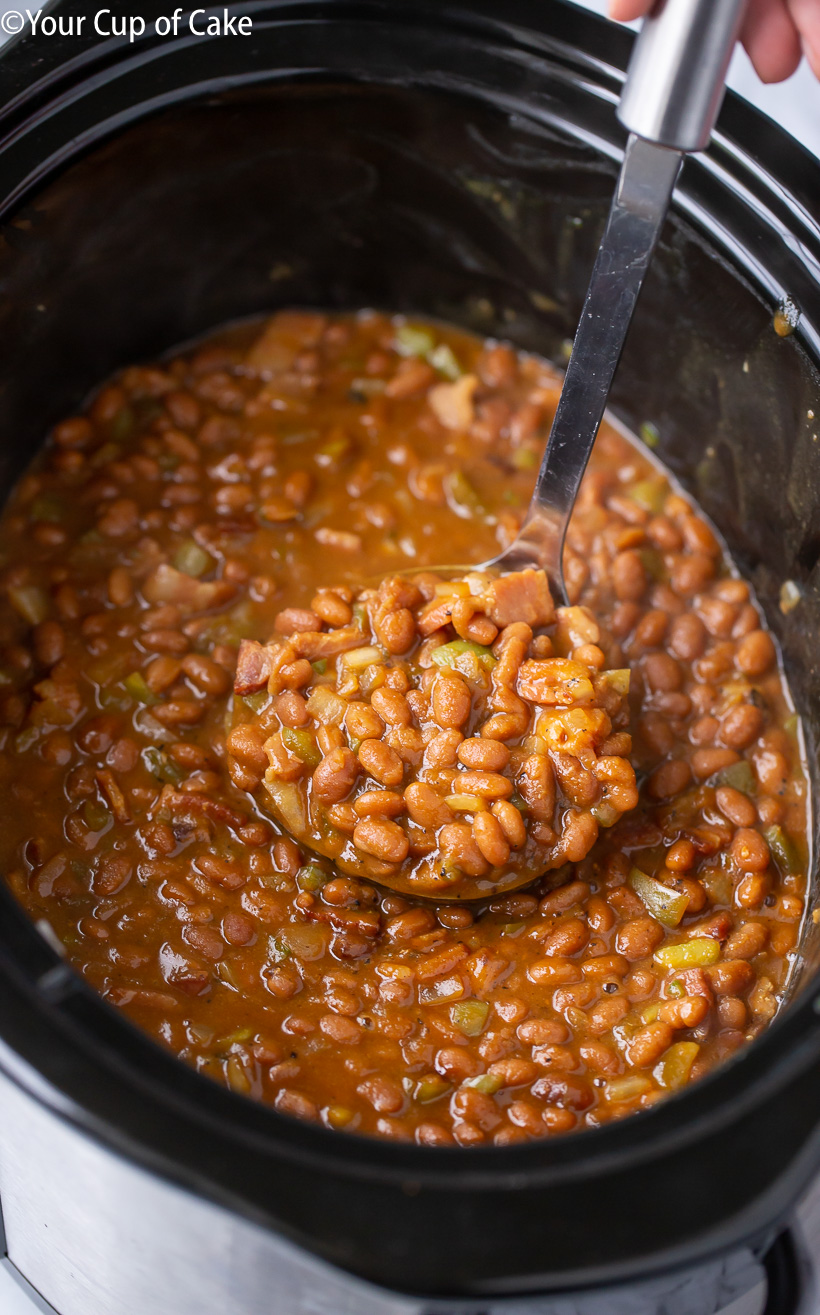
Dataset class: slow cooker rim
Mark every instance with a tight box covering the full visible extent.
[0,0,817,1181]
[0,2,818,1292]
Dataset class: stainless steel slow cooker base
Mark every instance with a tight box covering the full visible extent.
[1,1058,816,1315]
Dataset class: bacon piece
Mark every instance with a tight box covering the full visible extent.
[95,769,130,824]
[485,569,555,629]
[304,903,382,938]
[142,563,236,616]
[291,625,367,660]
[517,658,594,707]
[428,374,478,430]
[166,790,247,832]
[679,967,716,1007]
[417,598,454,636]
[234,639,273,695]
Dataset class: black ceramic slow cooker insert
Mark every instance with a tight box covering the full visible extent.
[0,0,819,1307]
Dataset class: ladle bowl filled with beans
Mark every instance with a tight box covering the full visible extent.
[228,567,638,898]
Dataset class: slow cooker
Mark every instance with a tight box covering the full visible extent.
[1,2,820,1312]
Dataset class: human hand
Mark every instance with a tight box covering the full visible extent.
[609,0,820,82]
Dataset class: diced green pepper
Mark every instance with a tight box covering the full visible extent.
[654,938,720,970]
[708,759,756,794]
[640,548,667,582]
[605,1074,653,1102]
[14,726,39,754]
[243,691,269,713]
[629,478,667,515]
[428,343,461,379]
[511,446,538,471]
[591,800,621,828]
[412,1074,452,1103]
[29,493,65,523]
[143,746,186,785]
[597,668,631,697]
[764,824,800,876]
[629,867,690,928]
[110,407,134,441]
[123,671,159,706]
[296,863,327,892]
[394,324,435,357]
[216,1026,254,1047]
[8,585,49,626]
[450,1000,489,1037]
[657,1040,700,1090]
[639,421,660,449]
[431,639,495,673]
[463,1073,503,1095]
[312,659,328,675]
[82,799,110,831]
[445,469,484,513]
[667,978,685,998]
[281,726,321,767]
[173,539,214,579]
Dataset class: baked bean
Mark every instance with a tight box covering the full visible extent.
[491,799,527,849]
[658,995,709,1029]
[439,822,489,877]
[313,748,359,803]
[627,1021,674,1067]
[357,738,404,787]
[612,550,647,601]
[345,702,385,741]
[472,811,511,867]
[615,918,664,961]
[716,785,757,828]
[724,922,768,959]
[735,629,776,676]
[431,673,471,729]
[691,747,740,780]
[0,310,803,1150]
[457,738,510,771]
[539,881,591,916]
[353,818,409,864]
[666,839,696,871]
[730,828,770,872]
[643,652,681,693]
[706,960,755,996]
[720,703,763,750]
[647,758,691,800]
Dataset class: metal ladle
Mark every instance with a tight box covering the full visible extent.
[264,0,747,900]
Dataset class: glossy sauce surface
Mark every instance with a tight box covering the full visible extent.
[0,311,808,1145]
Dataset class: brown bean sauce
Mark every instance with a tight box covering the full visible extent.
[0,310,808,1145]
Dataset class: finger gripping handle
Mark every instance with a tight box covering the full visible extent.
[618,0,747,152]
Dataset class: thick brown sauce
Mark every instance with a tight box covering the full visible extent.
[0,310,807,1145]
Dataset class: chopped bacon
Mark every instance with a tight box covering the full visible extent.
[165,790,247,832]
[417,598,454,636]
[234,639,273,695]
[291,625,367,660]
[679,968,716,1007]
[428,374,478,430]
[485,568,555,629]
[142,563,236,616]
[95,769,130,824]
[105,987,181,1010]
[304,903,382,938]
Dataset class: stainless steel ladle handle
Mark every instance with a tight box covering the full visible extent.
[497,0,746,600]
[619,0,746,151]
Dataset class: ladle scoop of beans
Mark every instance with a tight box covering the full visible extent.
[227,568,638,897]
